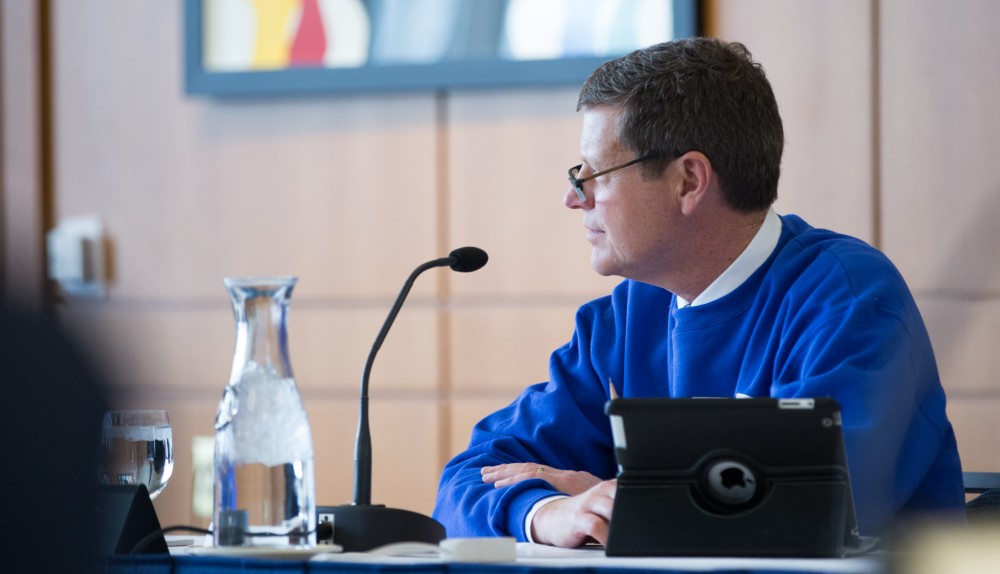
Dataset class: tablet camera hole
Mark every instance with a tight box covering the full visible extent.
[706,460,757,505]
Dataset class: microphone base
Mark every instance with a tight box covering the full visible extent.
[317,504,446,552]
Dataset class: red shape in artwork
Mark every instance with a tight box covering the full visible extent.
[290,0,327,66]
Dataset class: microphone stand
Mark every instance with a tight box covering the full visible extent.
[318,249,486,551]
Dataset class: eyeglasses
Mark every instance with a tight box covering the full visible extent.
[567,154,664,201]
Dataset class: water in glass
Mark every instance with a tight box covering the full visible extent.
[99,410,173,499]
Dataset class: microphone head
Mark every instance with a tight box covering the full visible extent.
[448,246,489,272]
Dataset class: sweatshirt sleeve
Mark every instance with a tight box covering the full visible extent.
[432,298,620,540]
[769,251,964,535]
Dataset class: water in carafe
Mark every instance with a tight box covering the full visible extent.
[213,277,316,547]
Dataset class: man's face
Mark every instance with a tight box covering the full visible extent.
[565,106,681,284]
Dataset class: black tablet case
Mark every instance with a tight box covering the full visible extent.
[604,398,858,557]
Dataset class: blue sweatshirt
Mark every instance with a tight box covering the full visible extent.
[433,214,964,539]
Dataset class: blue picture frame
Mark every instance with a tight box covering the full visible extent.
[183,0,699,97]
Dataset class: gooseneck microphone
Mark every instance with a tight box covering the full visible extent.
[319,247,488,551]
[355,246,487,506]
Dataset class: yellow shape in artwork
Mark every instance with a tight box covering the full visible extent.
[250,0,300,69]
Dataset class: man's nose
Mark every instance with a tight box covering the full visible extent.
[564,187,590,209]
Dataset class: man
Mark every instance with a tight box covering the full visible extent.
[433,37,964,548]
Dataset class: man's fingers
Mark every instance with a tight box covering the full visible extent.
[482,462,552,486]
[482,463,603,496]
[574,484,615,546]
[529,479,619,548]
[574,512,611,546]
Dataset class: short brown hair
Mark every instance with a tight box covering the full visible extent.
[578,38,784,212]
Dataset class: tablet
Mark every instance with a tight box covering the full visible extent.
[604,397,863,557]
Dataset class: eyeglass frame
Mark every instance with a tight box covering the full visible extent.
[567,154,669,201]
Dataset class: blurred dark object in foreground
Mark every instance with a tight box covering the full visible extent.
[0,306,109,573]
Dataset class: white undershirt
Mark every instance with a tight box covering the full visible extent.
[523,208,782,542]
[676,208,781,308]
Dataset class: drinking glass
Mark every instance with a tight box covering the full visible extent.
[98,410,174,499]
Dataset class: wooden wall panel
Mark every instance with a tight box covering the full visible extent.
[709,0,875,243]
[919,298,1000,396]
[364,399,442,515]
[880,0,1000,291]
[447,89,621,300]
[450,306,578,393]
[58,304,439,395]
[53,0,441,302]
[946,399,1000,476]
[880,0,1000,474]
[1,0,46,308]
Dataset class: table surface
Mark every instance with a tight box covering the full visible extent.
[99,542,888,574]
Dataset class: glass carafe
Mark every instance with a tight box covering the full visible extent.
[213,277,316,547]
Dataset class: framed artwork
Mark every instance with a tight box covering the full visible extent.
[184,0,699,97]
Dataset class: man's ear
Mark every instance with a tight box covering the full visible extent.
[675,151,714,216]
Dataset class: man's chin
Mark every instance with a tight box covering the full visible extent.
[589,254,622,278]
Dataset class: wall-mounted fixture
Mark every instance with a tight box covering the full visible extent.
[46,215,107,298]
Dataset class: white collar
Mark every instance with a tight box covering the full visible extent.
[676,208,781,308]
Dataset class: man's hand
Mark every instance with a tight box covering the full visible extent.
[529,480,617,547]
[480,463,616,548]
[480,463,601,495]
